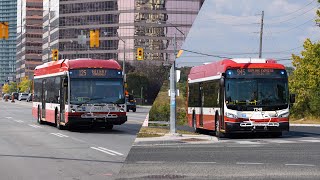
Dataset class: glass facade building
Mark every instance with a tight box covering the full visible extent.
[43,0,204,64]
[17,0,43,81]
[0,0,17,85]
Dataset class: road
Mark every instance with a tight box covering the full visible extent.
[117,127,320,180]
[0,100,149,180]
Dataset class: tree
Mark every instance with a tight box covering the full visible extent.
[317,0,320,25]
[126,72,149,99]
[2,84,9,93]
[290,39,320,118]
[8,82,18,93]
[18,77,32,93]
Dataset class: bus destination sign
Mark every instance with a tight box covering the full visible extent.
[70,69,122,78]
[226,68,287,78]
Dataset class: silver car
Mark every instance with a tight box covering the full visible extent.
[18,93,29,101]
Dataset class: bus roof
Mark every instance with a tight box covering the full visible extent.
[34,59,122,77]
[188,58,286,81]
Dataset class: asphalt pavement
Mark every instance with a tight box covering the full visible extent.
[0,100,150,180]
[117,126,320,180]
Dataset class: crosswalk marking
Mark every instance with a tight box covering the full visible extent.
[90,147,123,156]
[50,133,69,138]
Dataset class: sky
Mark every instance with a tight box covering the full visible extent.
[177,0,320,67]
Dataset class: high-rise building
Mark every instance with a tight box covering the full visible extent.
[16,0,43,81]
[0,0,17,85]
[43,0,204,64]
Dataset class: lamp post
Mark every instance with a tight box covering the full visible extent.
[158,21,186,134]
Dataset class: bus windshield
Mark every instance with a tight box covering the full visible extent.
[225,78,288,111]
[70,79,124,105]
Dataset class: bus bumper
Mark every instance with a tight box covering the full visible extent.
[67,116,127,127]
[225,122,289,133]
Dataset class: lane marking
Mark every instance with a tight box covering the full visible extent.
[235,141,263,145]
[14,120,24,123]
[97,147,123,156]
[50,133,69,138]
[187,162,216,164]
[285,164,315,167]
[28,124,42,128]
[299,139,320,143]
[5,117,13,119]
[264,139,296,144]
[237,162,264,165]
[90,147,116,156]
[136,161,165,164]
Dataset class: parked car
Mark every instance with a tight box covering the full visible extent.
[18,93,29,101]
[126,94,136,112]
[12,92,19,100]
[26,93,33,102]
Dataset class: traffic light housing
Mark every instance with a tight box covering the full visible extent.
[0,22,9,40]
[90,30,100,48]
[52,49,59,61]
[136,47,144,61]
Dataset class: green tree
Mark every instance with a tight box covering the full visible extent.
[290,39,320,118]
[18,77,32,93]
[8,82,18,93]
[126,72,149,99]
[2,84,9,93]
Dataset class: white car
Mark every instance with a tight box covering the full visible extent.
[18,93,29,101]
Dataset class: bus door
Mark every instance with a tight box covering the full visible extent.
[219,81,225,130]
[41,80,46,119]
[199,84,204,127]
[59,77,68,123]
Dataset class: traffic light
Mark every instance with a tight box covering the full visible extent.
[90,30,100,48]
[52,49,59,61]
[136,47,144,61]
[0,22,9,40]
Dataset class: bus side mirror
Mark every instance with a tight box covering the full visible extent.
[220,77,225,87]
[290,94,296,104]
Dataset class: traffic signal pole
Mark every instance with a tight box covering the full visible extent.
[169,33,177,134]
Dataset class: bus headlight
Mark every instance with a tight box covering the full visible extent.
[225,112,238,119]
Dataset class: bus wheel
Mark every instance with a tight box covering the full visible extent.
[55,110,63,130]
[105,124,113,130]
[37,106,43,124]
[133,108,136,112]
[271,132,282,138]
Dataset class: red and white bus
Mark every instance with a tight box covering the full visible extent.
[187,58,295,137]
[32,59,127,130]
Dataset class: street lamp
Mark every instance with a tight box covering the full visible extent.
[158,21,186,135]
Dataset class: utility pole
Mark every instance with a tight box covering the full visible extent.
[259,10,264,58]
[169,33,177,134]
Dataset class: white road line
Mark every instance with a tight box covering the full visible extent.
[187,162,216,164]
[28,124,42,128]
[50,133,68,138]
[265,139,296,144]
[136,161,165,164]
[285,164,315,167]
[237,162,264,165]
[90,147,116,156]
[5,117,13,119]
[14,120,24,123]
[97,147,124,156]
[299,139,320,143]
[235,141,262,145]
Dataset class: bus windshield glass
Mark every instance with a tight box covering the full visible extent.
[225,78,288,111]
[70,79,124,105]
